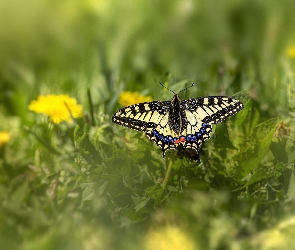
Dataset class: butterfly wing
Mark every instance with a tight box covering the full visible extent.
[180,96,244,154]
[181,112,212,154]
[112,101,171,132]
[145,113,179,155]
[182,96,244,124]
[112,101,182,155]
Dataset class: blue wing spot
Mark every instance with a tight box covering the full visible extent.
[168,136,174,143]
[186,134,192,141]
[153,130,159,136]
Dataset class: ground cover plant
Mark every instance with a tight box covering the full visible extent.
[1,0,295,249]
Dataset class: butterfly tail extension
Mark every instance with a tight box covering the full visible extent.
[161,146,167,158]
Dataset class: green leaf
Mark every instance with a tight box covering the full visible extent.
[131,195,150,212]
[235,163,283,191]
[286,172,295,201]
[235,99,251,126]
[81,182,96,201]
[270,141,288,164]
[103,157,132,176]
[7,176,28,210]
[145,185,161,199]
[236,118,279,177]
[81,180,108,201]
[23,126,61,155]
[232,89,250,104]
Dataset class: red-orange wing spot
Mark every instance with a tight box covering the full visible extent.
[174,139,180,144]
[179,137,186,142]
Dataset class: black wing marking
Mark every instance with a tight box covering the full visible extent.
[182,96,244,124]
[112,101,170,132]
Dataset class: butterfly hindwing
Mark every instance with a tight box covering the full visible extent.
[145,114,178,155]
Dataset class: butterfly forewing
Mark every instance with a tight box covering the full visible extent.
[182,97,244,124]
[112,101,170,132]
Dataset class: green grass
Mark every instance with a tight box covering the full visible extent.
[1,0,295,249]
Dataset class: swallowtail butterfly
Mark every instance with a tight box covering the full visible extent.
[112,86,244,159]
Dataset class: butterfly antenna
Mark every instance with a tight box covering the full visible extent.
[159,82,176,95]
[178,83,195,95]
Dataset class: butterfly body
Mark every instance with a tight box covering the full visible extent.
[112,94,243,159]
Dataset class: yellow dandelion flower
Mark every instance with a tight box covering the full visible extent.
[144,225,195,250]
[0,131,10,148]
[118,91,153,107]
[286,45,295,58]
[28,94,83,124]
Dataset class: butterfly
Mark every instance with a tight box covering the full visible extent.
[112,86,244,160]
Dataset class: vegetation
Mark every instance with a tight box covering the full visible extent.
[1,0,295,249]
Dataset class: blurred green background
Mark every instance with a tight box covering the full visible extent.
[1,0,295,249]
[1,0,295,111]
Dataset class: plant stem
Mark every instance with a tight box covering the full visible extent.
[87,88,95,126]
[154,159,174,207]
[23,126,61,156]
